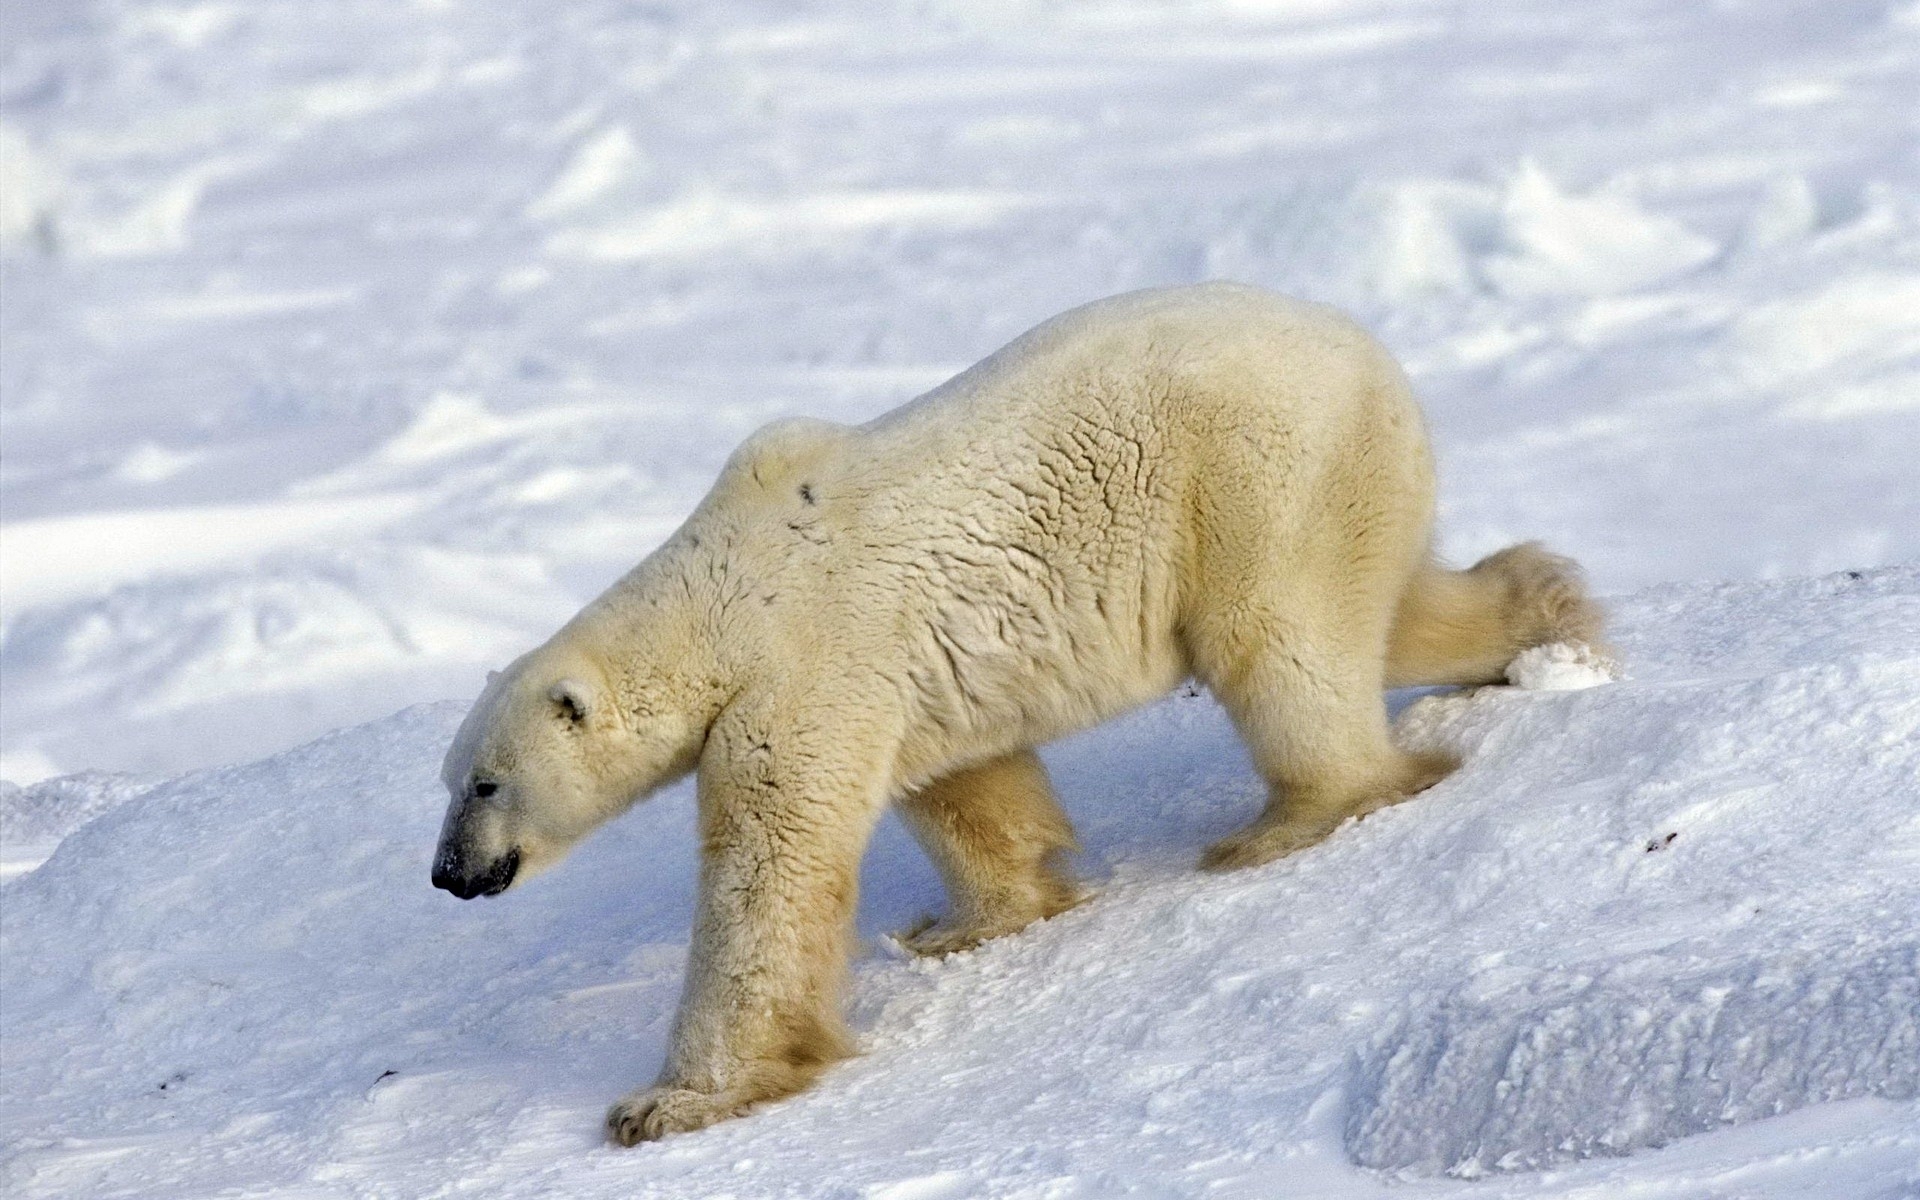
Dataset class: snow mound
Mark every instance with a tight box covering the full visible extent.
[3,567,1917,1198]
[1481,162,1721,297]
[1344,564,1920,1179]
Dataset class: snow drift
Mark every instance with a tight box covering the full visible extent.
[1345,567,1920,1177]
[4,566,1917,1199]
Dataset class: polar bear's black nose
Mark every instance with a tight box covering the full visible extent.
[432,847,520,900]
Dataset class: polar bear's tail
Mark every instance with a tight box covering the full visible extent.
[1385,543,1606,688]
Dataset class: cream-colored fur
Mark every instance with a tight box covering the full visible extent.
[432,282,1605,1144]
[896,749,1082,956]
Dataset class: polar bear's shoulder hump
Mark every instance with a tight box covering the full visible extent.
[716,417,854,494]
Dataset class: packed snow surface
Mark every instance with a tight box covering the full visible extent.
[4,568,1918,1198]
[4,0,1920,1195]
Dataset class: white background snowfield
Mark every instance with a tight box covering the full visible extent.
[2,0,1917,1197]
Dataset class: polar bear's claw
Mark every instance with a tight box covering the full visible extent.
[898,914,1015,957]
[606,1086,741,1145]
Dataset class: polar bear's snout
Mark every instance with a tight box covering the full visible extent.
[432,792,522,899]
[431,842,520,899]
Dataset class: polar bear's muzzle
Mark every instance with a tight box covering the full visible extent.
[432,843,520,899]
[432,778,527,899]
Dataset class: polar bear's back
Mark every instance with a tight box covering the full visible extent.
[850,282,1427,548]
[864,281,1399,446]
[788,283,1435,762]
[856,282,1413,481]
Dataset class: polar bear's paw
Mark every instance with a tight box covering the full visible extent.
[896,913,1022,958]
[1201,750,1458,871]
[1199,815,1340,872]
[606,1085,745,1145]
[896,883,1087,957]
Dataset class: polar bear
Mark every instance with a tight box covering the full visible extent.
[430,282,1604,1143]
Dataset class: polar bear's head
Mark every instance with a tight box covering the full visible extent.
[431,646,708,899]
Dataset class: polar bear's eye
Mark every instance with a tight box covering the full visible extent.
[473,780,498,799]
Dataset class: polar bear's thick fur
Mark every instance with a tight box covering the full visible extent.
[431,282,1604,1143]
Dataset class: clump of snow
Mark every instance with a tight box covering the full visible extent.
[0,123,63,256]
[1482,162,1721,297]
[1504,641,1617,690]
[112,442,203,485]
[527,126,650,222]
[74,160,228,259]
[1740,175,1821,254]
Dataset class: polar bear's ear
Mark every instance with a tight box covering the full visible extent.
[548,679,594,727]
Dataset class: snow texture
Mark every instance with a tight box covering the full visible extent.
[0,770,156,879]
[3,568,1918,1198]
[1347,944,1919,1177]
[1503,642,1617,691]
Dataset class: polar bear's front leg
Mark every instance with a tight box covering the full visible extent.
[605,1086,749,1144]
[608,717,889,1145]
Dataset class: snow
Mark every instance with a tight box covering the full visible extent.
[1351,573,1920,1177]
[4,0,1919,1194]
[0,770,155,880]
[1478,163,1722,299]
[4,568,1917,1198]
[1503,642,1616,691]
[1348,943,1919,1177]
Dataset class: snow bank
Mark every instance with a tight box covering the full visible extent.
[1342,566,1920,1177]
[4,566,1916,1198]
[1347,946,1920,1177]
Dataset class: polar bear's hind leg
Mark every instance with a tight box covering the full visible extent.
[896,750,1081,956]
[1386,542,1607,688]
[1194,608,1459,872]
